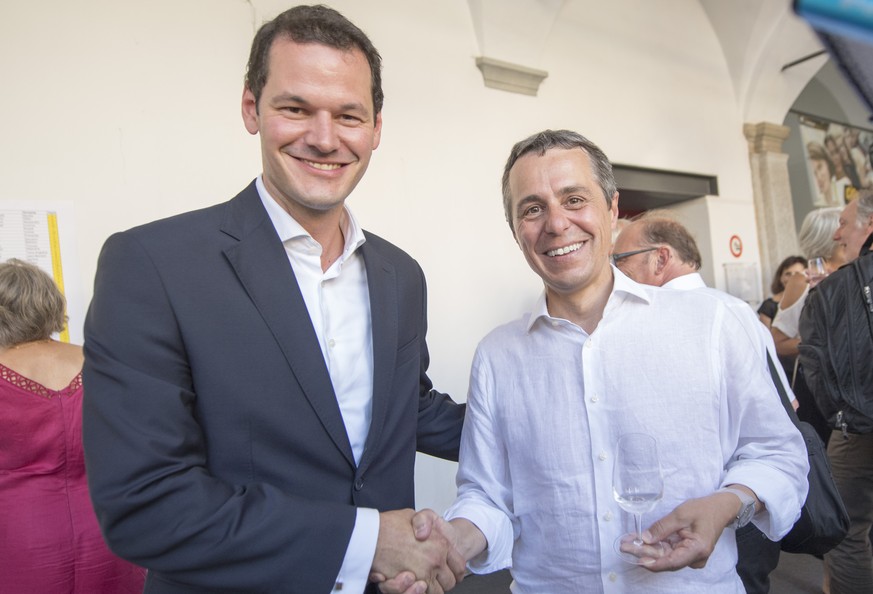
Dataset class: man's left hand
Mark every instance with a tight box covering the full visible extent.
[639,492,741,571]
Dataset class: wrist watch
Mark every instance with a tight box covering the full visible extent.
[719,487,757,529]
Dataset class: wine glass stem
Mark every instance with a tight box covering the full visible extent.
[634,513,644,546]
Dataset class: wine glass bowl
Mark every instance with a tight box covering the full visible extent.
[612,433,666,564]
[807,257,828,287]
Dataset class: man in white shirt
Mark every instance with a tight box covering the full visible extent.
[611,212,796,409]
[612,212,798,594]
[382,129,808,593]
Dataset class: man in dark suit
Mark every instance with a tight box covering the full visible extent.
[82,6,465,594]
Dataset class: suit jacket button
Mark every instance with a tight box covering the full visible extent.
[354,478,364,491]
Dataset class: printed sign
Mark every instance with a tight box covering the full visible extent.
[729,235,743,258]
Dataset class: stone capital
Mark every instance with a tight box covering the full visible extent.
[743,122,791,154]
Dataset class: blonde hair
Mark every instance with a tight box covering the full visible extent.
[0,259,66,348]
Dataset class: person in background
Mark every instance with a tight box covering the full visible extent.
[612,211,798,594]
[381,129,808,593]
[832,192,873,269]
[757,255,807,328]
[799,188,873,594]
[82,6,464,594]
[845,129,873,189]
[836,137,862,190]
[0,258,145,594]
[772,207,846,444]
[772,208,846,356]
[825,134,853,188]
[807,142,852,207]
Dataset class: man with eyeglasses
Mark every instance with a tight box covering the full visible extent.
[610,245,658,267]
[613,211,798,594]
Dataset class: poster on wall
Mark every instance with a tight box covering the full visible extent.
[797,114,873,207]
[0,202,84,344]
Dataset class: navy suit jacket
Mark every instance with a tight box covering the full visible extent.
[82,181,465,593]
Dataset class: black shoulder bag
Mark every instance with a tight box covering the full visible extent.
[767,353,849,555]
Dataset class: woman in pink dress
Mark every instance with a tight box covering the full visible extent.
[0,259,145,593]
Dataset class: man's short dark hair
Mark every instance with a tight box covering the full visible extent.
[501,130,617,236]
[244,4,383,114]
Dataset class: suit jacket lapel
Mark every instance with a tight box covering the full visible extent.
[358,238,397,473]
[220,184,355,468]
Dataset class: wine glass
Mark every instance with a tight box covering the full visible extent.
[613,433,666,564]
[807,257,828,287]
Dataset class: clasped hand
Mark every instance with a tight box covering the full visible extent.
[369,509,466,594]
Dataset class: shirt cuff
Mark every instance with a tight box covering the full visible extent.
[445,500,513,574]
[720,471,803,540]
[333,507,379,592]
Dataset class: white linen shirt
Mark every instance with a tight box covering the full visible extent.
[446,268,808,594]
[663,273,797,406]
[257,178,378,594]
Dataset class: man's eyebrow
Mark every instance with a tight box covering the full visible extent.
[559,184,594,196]
[271,92,307,104]
[515,195,541,210]
[271,93,369,114]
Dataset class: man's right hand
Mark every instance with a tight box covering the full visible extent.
[369,509,466,594]
[373,510,487,594]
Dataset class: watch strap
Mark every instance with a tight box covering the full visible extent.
[718,487,757,529]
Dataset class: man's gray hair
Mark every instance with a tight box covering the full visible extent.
[501,130,616,236]
[854,188,873,225]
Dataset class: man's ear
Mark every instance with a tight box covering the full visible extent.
[655,246,671,273]
[241,87,260,135]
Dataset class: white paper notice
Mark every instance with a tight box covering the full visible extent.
[0,202,84,344]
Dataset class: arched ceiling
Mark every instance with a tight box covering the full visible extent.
[467,0,827,125]
[698,0,825,123]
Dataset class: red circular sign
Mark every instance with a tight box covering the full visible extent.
[729,235,743,258]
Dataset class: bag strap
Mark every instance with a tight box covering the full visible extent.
[768,351,801,428]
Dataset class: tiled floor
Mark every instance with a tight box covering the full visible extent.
[452,551,824,593]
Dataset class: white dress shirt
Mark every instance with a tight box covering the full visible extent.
[446,268,808,594]
[663,273,797,405]
[257,178,378,593]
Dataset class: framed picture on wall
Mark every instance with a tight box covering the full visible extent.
[797,114,873,207]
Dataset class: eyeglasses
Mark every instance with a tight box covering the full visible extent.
[611,246,658,266]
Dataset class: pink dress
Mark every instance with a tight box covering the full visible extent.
[0,363,146,593]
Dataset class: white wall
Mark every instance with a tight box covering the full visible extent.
[0,0,778,513]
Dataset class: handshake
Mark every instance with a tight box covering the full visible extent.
[369,509,486,594]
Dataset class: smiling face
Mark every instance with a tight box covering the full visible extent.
[508,148,618,306]
[834,199,873,261]
[241,38,382,224]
